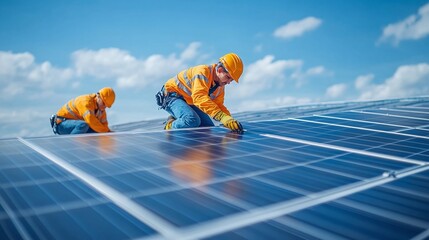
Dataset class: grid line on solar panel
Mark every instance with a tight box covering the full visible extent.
[326,170,429,230]
[398,106,429,110]
[351,109,429,122]
[334,199,428,230]
[22,128,412,198]
[202,181,340,239]
[308,115,409,131]
[255,118,429,162]
[10,127,422,238]
[262,134,426,166]
[383,172,429,199]
[17,138,181,239]
[256,170,429,230]
[281,169,429,239]
[287,201,424,239]
[364,108,429,119]
[0,194,32,240]
[291,117,429,141]
[116,143,414,207]
[382,107,429,113]
[328,111,429,128]
[19,130,368,239]
[399,129,429,137]
[340,187,429,228]
[207,218,325,240]
[2,98,428,239]
[20,202,156,239]
[170,164,429,240]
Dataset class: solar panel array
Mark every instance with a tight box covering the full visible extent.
[1,97,429,239]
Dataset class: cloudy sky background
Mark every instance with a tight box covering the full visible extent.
[1,0,429,138]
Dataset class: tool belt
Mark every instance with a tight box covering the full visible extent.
[155,86,182,110]
[49,115,67,134]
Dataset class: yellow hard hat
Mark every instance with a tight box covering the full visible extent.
[98,87,115,108]
[219,53,243,83]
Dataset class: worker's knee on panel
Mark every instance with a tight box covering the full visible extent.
[182,115,201,128]
[73,121,90,134]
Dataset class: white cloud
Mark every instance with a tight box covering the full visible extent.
[0,42,202,100]
[325,83,347,98]
[306,66,326,75]
[231,55,328,99]
[0,107,53,138]
[72,42,201,88]
[72,48,137,78]
[28,62,74,88]
[180,42,201,60]
[233,55,303,98]
[0,51,74,98]
[292,66,328,87]
[358,63,429,100]
[0,51,34,76]
[354,74,374,90]
[379,2,429,45]
[274,17,322,39]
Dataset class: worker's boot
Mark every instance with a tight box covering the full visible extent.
[164,115,175,130]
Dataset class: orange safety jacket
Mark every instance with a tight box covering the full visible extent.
[56,94,110,133]
[164,64,231,117]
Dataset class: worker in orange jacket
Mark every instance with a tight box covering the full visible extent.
[50,87,115,135]
[156,53,244,133]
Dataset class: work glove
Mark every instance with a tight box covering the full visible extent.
[214,111,244,133]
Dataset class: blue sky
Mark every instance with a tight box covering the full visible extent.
[1,0,429,138]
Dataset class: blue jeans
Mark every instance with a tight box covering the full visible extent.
[165,97,214,129]
[56,120,96,135]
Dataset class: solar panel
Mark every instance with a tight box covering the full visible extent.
[1,97,429,239]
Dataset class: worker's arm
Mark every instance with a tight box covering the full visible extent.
[78,102,110,133]
[212,87,231,116]
[191,74,225,117]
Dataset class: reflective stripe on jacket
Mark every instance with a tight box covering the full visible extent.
[164,64,231,117]
[56,94,110,133]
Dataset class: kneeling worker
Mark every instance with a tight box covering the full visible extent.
[156,53,244,133]
[50,87,115,135]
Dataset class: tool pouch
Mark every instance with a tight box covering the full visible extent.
[156,86,183,110]
[156,90,165,109]
[50,115,55,128]
[50,115,58,134]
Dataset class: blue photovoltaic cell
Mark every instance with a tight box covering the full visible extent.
[400,129,429,137]
[2,97,429,239]
[0,139,158,239]
[307,159,387,179]
[334,153,414,170]
[325,111,429,128]
[206,220,318,240]
[362,109,429,119]
[257,166,359,193]
[20,203,156,239]
[384,171,429,196]
[288,202,424,240]
[135,188,244,227]
[208,178,304,207]
[301,115,406,131]
[345,185,429,224]
[98,170,176,195]
[1,179,106,211]
[249,119,429,161]
[0,219,21,240]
